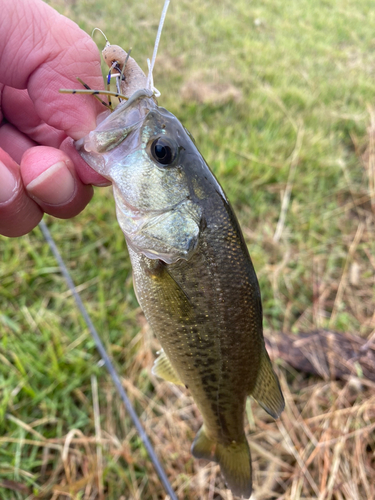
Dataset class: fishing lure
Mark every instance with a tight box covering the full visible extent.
[60,0,167,104]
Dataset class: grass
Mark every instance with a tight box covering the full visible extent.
[1,0,375,498]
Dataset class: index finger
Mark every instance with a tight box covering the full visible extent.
[0,0,105,139]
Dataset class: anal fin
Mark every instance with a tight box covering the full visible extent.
[251,347,285,419]
[152,349,184,386]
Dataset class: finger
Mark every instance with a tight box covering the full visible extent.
[21,146,94,219]
[0,0,105,139]
[60,137,111,186]
[0,149,43,237]
[0,123,38,164]
[1,87,67,148]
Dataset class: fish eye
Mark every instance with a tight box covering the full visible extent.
[150,137,176,166]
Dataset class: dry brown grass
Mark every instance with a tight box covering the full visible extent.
[18,111,374,499]
[3,323,374,499]
[2,110,374,500]
[2,0,375,497]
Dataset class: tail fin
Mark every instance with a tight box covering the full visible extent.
[191,426,252,499]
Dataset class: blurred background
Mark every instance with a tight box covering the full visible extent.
[1,0,374,498]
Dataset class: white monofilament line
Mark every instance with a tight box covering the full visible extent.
[146,0,170,95]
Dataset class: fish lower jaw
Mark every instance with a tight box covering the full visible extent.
[76,148,109,177]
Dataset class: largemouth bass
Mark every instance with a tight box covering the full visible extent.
[75,87,284,497]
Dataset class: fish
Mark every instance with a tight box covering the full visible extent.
[75,86,284,498]
[72,8,284,496]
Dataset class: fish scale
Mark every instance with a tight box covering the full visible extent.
[127,179,271,462]
[77,90,284,498]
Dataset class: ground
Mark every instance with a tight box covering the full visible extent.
[1,0,375,498]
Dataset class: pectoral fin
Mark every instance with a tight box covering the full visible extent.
[152,349,184,386]
[251,348,285,419]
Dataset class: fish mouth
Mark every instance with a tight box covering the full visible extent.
[74,89,157,177]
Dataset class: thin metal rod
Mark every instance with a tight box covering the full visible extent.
[39,219,177,500]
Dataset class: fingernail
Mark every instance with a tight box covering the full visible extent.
[0,161,18,204]
[26,161,76,205]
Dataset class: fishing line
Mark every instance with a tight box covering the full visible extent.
[146,0,170,94]
[39,219,178,500]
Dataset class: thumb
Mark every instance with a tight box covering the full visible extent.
[0,0,104,139]
[0,149,42,237]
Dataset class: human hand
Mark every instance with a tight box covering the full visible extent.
[0,0,110,237]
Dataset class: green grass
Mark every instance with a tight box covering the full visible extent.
[1,0,375,498]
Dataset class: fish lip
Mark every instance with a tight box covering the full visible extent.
[77,148,107,177]
[75,137,85,150]
[104,88,155,125]
[119,88,154,109]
